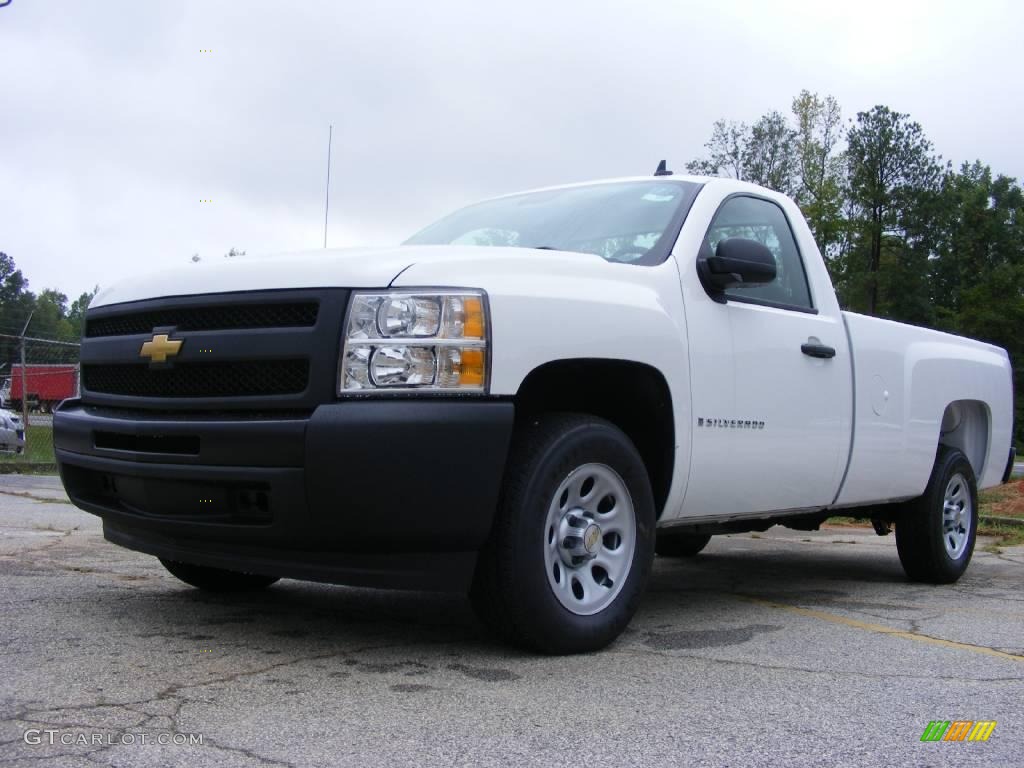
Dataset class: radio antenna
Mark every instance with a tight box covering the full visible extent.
[323,124,332,248]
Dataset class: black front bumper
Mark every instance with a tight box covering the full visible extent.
[54,399,514,591]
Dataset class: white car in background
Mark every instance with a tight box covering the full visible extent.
[0,411,25,454]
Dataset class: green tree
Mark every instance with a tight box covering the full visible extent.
[0,253,95,381]
[66,288,97,335]
[0,252,36,368]
[742,111,798,194]
[844,105,943,316]
[32,289,74,341]
[791,91,846,262]
[0,252,34,328]
[931,163,1023,321]
[686,119,748,179]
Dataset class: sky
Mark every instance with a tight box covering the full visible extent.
[1,0,1022,303]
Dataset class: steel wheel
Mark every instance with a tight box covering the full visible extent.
[470,414,655,653]
[543,462,636,616]
[941,473,972,559]
[896,446,978,584]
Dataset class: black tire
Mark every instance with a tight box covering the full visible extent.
[655,532,712,558]
[159,558,280,592]
[470,413,656,654]
[895,447,978,584]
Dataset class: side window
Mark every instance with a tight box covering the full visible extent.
[704,196,813,310]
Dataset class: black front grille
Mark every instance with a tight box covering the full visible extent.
[79,288,348,410]
[86,302,319,338]
[82,361,309,399]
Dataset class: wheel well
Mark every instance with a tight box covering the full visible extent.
[514,359,675,517]
[939,400,989,481]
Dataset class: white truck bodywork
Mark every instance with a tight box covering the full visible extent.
[91,176,1014,525]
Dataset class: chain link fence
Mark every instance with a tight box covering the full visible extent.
[1,335,80,472]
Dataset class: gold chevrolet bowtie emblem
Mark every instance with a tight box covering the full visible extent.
[139,333,183,363]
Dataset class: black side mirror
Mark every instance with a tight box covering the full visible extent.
[698,238,777,294]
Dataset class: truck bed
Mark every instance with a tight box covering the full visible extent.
[835,312,1012,506]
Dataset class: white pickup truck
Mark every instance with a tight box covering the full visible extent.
[54,172,1014,653]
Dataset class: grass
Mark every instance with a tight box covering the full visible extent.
[978,480,1024,550]
[979,524,1024,553]
[979,480,1024,518]
[0,425,55,464]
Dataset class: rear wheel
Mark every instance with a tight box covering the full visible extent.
[159,559,280,592]
[655,532,711,557]
[895,447,977,584]
[471,414,656,654]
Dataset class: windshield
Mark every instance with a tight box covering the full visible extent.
[405,180,702,265]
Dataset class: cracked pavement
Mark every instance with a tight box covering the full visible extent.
[1,475,1022,767]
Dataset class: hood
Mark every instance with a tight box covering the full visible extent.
[91,246,412,308]
[90,245,605,308]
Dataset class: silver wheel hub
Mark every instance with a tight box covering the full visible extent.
[557,512,602,566]
[941,473,972,560]
[544,463,636,616]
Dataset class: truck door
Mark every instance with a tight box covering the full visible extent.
[680,194,852,517]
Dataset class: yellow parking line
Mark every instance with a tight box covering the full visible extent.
[739,595,1024,663]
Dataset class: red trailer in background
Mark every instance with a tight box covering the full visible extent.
[9,364,79,413]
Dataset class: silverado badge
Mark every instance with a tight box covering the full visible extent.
[139,333,183,364]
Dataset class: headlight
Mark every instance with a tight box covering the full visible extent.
[340,290,489,393]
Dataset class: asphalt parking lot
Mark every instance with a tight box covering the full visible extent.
[1,475,1021,767]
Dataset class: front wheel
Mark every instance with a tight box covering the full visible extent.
[159,558,280,592]
[895,447,978,584]
[471,414,656,654]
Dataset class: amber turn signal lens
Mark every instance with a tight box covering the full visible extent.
[463,297,485,339]
[458,347,485,386]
